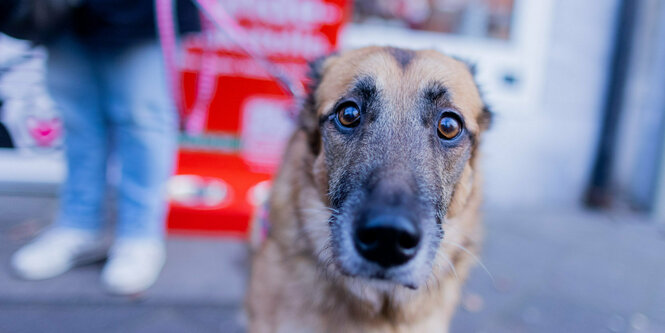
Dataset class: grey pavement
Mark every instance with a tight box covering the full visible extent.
[1,194,665,333]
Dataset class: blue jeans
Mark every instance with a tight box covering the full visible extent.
[46,36,177,240]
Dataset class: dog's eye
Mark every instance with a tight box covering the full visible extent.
[337,104,361,127]
[437,113,462,140]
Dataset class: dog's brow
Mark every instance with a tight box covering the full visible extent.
[318,76,378,125]
[353,76,378,101]
[423,82,448,102]
[420,82,454,126]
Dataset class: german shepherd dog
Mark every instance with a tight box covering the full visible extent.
[247,46,491,333]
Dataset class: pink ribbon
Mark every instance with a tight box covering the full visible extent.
[155,0,305,136]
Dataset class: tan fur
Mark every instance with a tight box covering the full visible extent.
[247,47,488,333]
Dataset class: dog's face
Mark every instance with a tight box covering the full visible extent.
[300,47,490,289]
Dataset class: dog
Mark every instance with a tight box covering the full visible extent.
[246,46,491,333]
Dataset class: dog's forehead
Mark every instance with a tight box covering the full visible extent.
[316,47,484,133]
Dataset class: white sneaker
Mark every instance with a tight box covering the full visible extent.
[101,239,166,295]
[11,227,108,280]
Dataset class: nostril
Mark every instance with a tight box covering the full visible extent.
[357,228,378,248]
[398,231,419,250]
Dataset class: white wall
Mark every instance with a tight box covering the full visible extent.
[482,0,619,209]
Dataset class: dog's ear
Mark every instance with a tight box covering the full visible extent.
[299,53,336,155]
[478,104,492,131]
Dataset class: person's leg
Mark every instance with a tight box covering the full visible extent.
[49,37,109,232]
[101,40,177,241]
[11,36,109,280]
[97,40,177,294]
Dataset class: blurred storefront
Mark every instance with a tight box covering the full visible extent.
[1,0,664,229]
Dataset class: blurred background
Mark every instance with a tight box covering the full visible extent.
[1,0,665,332]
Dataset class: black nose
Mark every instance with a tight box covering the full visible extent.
[354,215,421,267]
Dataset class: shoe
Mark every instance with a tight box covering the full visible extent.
[11,227,107,280]
[101,238,166,295]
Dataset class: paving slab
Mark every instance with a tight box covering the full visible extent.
[1,195,665,333]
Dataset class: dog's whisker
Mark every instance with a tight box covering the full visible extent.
[439,253,460,283]
[435,271,442,291]
[427,260,444,291]
[323,206,340,214]
[315,241,331,258]
[439,224,469,241]
[442,240,494,283]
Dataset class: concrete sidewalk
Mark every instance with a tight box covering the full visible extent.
[1,195,664,333]
[0,195,246,333]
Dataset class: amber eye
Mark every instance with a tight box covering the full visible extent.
[337,104,361,127]
[437,113,462,139]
